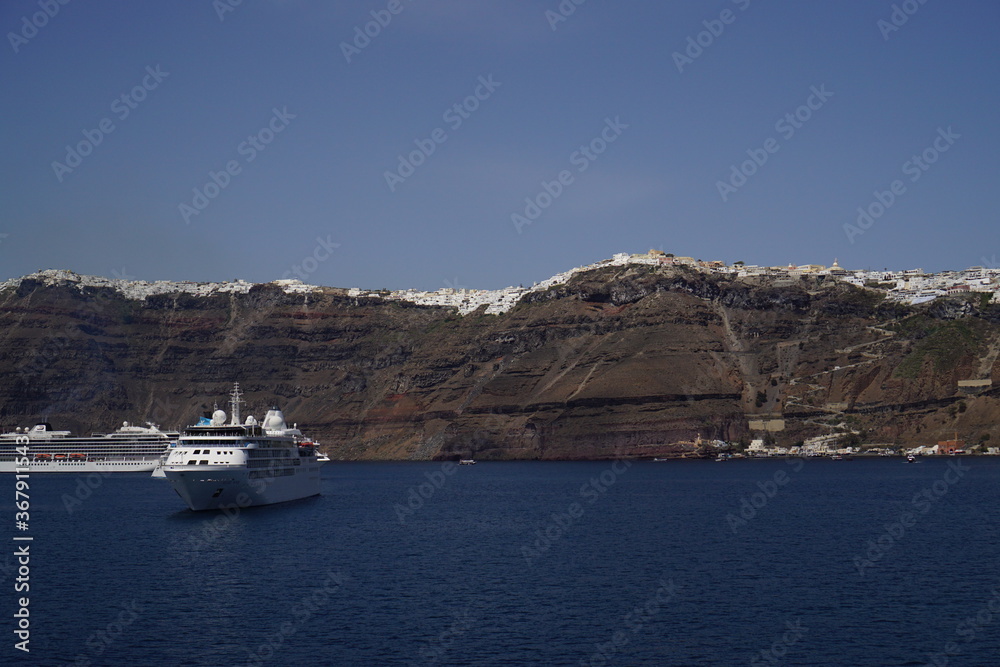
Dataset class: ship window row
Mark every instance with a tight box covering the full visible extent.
[180,439,247,446]
[10,461,155,465]
[248,468,294,479]
[0,454,161,461]
[247,449,292,459]
[1,445,168,452]
[247,460,292,469]
[178,438,290,447]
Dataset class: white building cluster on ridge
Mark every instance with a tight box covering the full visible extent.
[362,254,632,315]
[0,269,320,300]
[354,250,1000,314]
[2,252,998,315]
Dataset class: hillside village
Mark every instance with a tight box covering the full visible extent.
[738,435,1000,459]
[3,250,998,316]
[358,250,1000,315]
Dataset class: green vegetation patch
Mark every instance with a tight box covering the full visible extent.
[890,313,934,338]
[894,319,985,379]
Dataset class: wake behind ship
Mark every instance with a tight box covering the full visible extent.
[162,384,322,511]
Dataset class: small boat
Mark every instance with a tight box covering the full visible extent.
[296,439,329,463]
[459,459,476,465]
[830,455,843,461]
[907,454,917,463]
[652,457,669,462]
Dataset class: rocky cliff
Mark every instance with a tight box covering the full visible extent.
[2,265,998,459]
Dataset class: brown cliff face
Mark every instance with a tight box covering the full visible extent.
[1,266,998,459]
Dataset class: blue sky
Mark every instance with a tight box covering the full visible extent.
[1,1,997,291]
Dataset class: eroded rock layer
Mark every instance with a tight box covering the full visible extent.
[2,265,998,459]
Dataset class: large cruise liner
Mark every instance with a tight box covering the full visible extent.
[161,384,322,511]
[0,422,178,473]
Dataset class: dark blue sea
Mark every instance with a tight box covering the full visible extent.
[6,458,1000,666]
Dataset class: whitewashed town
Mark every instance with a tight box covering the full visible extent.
[3,250,998,316]
[353,250,1000,315]
[737,435,1000,459]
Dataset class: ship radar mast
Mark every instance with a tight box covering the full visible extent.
[229,382,244,426]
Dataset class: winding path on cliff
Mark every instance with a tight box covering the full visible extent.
[535,336,607,402]
[711,302,756,410]
[976,332,1000,379]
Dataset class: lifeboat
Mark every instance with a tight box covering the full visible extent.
[69,453,87,461]
[34,454,52,460]
[53,454,67,460]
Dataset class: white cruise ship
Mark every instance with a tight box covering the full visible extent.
[0,422,178,473]
[161,384,322,511]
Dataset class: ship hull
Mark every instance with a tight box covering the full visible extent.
[163,462,322,511]
[0,458,162,473]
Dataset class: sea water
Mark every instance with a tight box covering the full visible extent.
[7,458,1000,665]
